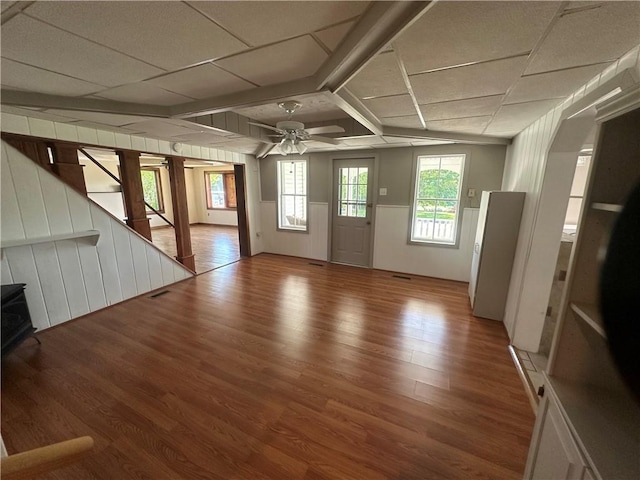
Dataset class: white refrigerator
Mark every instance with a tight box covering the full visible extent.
[469,191,525,321]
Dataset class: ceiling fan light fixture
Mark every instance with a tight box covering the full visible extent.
[279,137,294,156]
[294,139,308,155]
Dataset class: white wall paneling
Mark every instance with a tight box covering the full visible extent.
[501,53,640,351]
[260,201,328,261]
[0,141,194,331]
[373,206,480,282]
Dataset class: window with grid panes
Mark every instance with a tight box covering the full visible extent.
[277,159,307,231]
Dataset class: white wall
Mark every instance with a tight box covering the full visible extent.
[0,141,194,331]
[501,46,640,351]
[373,207,479,282]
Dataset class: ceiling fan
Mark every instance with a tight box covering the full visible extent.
[248,101,344,155]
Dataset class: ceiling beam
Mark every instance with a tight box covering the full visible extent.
[315,1,435,92]
[169,77,322,118]
[0,90,167,117]
[382,126,512,145]
[329,89,383,135]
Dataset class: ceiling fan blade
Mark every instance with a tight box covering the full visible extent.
[304,125,345,135]
[248,121,284,134]
[308,135,341,145]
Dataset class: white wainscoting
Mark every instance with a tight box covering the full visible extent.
[201,209,238,226]
[373,206,479,282]
[260,201,328,261]
[0,141,194,331]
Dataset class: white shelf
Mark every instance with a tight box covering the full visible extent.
[1,230,100,250]
[570,302,607,338]
[548,375,640,480]
[591,202,623,212]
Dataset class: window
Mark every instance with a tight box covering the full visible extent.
[277,159,307,231]
[140,168,164,213]
[205,172,237,209]
[411,154,465,245]
[338,166,368,217]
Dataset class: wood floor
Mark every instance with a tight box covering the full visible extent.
[151,223,241,273]
[1,254,535,479]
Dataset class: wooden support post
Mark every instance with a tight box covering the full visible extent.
[234,164,251,257]
[2,134,52,172]
[167,156,195,272]
[117,150,152,241]
[51,142,87,194]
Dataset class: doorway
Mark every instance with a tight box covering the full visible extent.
[331,158,374,267]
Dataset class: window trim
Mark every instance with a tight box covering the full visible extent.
[140,167,165,214]
[408,154,466,248]
[205,171,237,210]
[276,157,309,233]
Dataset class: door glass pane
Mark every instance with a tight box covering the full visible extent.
[338,166,368,217]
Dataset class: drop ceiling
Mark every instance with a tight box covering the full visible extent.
[1,1,638,155]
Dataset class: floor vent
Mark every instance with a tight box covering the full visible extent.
[308,262,324,267]
[392,275,411,280]
[150,290,170,298]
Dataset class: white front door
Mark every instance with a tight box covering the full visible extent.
[331,158,374,267]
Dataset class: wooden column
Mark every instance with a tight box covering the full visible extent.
[2,134,52,172]
[51,142,86,193]
[117,150,152,241]
[167,156,195,272]
[234,164,251,257]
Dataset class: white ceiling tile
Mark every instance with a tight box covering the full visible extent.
[1,58,106,96]
[485,99,562,135]
[1,15,163,86]
[315,21,354,51]
[396,1,560,74]
[420,95,503,121]
[341,135,384,146]
[380,115,423,129]
[1,2,16,13]
[411,140,454,146]
[382,136,416,144]
[347,52,407,99]
[234,93,347,124]
[410,56,529,104]
[425,116,492,134]
[0,105,76,123]
[191,1,367,46]
[94,83,194,106]
[371,142,411,149]
[146,64,255,100]
[44,110,156,127]
[363,94,416,118]
[125,120,205,139]
[24,1,248,70]
[68,121,146,135]
[525,2,640,74]
[505,63,611,104]
[216,36,328,86]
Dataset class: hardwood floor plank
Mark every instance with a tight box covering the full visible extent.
[1,254,534,479]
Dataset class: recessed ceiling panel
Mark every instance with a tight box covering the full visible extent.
[1,14,163,86]
[506,63,611,104]
[425,116,492,134]
[95,83,194,106]
[315,21,354,52]
[190,1,368,46]
[146,64,255,100]
[410,56,529,104]
[485,99,562,136]
[347,51,407,99]
[216,36,328,86]
[420,95,503,121]
[525,2,640,74]
[1,58,106,97]
[380,115,423,129]
[234,93,347,124]
[24,1,248,70]
[363,94,416,118]
[395,1,560,74]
